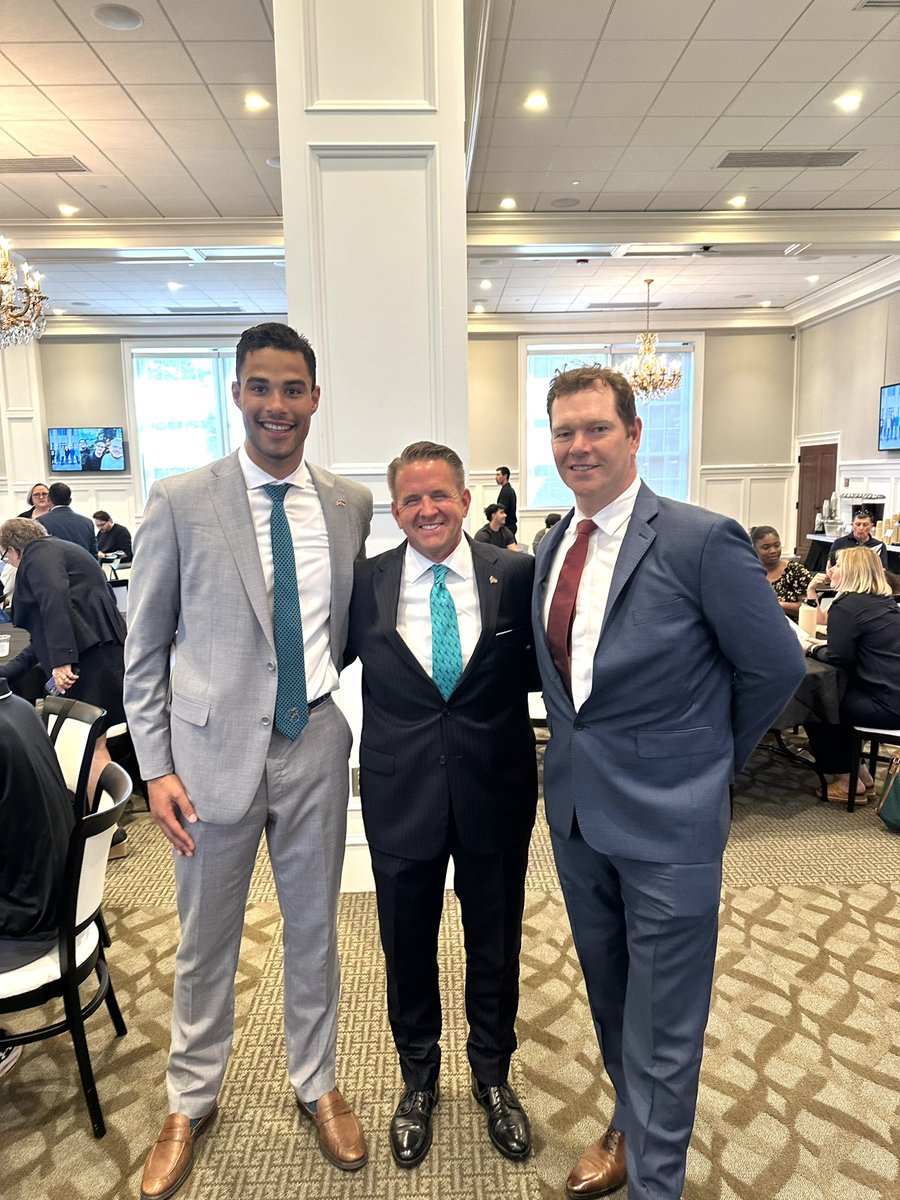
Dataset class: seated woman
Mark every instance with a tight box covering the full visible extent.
[750,525,811,618]
[803,547,900,803]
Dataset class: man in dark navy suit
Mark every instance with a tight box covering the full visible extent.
[346,441,538,1169]
[533,367,805,1200]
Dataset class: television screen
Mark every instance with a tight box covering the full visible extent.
[878,382,900,452]
[49,427,127,473]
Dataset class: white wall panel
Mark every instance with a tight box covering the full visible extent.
[306,0,435,110]
[699,463,794,534]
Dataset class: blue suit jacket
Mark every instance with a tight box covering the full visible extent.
[533,483,805,864]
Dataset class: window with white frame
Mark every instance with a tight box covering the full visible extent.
[522,337,694,510]
[129,347,243,505]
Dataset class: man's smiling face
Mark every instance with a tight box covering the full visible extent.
[550,381,642,514]
[391,458,471,563]
[232,346,319,478]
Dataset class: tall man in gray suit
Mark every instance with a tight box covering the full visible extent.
[125,323,372,1200]
[533,367,804,1200]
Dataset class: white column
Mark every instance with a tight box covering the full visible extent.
[0,341,48,515]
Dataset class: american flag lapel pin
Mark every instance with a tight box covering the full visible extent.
[336,498,347,507]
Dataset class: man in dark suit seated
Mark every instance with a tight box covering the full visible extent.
[93,510,133,563]
[346,441,538,1168]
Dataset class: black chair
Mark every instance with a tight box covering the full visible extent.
[847,724,900,813]
[41,696,107,817]
[0,761,131,1138]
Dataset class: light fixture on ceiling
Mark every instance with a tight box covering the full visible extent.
[806,275,820,283]
[834,90,862,113]
[727,194,747,208]
[622,279,682,404]
[499,196,517,209]
[167,281,183,292]
[480,279,492,289]
[244,92,270,112]
[92,4,143,31]
[58,203,79,216]
[524,91,548,111]
[551,197,579,208]
[0,237,48,350]
[759,299,772,307]
[571,180,581,186]
[266,156,281,169]
[473,303,485,314]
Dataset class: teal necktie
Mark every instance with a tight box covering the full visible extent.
[430,564,463,701]
[263,482,308,739]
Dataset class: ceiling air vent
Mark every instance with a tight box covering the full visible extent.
[165,305,245,314]
[718,150,859,168]
[0,156,88,174]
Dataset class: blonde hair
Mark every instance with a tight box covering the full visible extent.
[835,546,892,597]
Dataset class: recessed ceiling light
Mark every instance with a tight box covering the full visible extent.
[806,275,820,283]
[480,279,492,290]
[480,258,500,266]
[473,303,485,314]
[92,4,143,31]
[552,197,580,208]
[759,299,772,307]
[58,203,79,216]
[727,194,747,208]
[571,180,581,187]
[524,91,548,112]
[244,92,270,112]
[499,197,517,210]
[51,308,67,316]
[167,281,183,292]
[834,90,862,113]
[266,156,281,169]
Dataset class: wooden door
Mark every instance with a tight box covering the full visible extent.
[795,443,837,558]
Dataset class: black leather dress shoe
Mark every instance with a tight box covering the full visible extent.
[472,1075,532,1161]
[390,1085,438,1168]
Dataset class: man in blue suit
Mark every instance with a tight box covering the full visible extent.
[532,366,804,1200]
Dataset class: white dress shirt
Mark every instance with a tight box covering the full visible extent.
[542,474,641,712]
[238,444,337,701]
[396,537,481,679]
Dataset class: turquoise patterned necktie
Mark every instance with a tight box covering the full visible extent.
[263,482,308,739]
[430,564,463,701]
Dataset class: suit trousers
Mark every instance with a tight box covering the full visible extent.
[167,699,352,1116]
[551,821,722,1200]
[369,816,531,1092]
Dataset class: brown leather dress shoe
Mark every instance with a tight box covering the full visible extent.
[140,1106,217,1200]
[565,1125,626,1198]
[297,1088,367,1170]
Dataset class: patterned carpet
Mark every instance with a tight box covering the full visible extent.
[2,742,899,1200]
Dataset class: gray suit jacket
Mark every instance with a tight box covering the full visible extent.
[533,483,805,864]
[124,451,372,822]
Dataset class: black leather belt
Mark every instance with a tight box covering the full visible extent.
[308,694,330,711]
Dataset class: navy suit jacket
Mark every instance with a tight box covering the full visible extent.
[346,536,539,860]
[533,484,805,864]
[37,506,98,557]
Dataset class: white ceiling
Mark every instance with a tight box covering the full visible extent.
[0,0,898,324]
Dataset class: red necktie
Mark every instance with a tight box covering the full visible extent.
[546,519,595,697]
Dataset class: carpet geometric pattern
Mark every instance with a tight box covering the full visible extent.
[1,745,898,1200]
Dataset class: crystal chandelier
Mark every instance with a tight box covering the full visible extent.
[622,278,681,403]
[0,236,48,350]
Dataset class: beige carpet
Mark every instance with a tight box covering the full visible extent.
[2,744,899,1200]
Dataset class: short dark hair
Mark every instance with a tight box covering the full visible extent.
[545,512,562,528]
[749,525,779,546]
[48,482,72,507]
[546,365,637,432]
[235,322,317,385]
[93,510,112,523]
[387,441,466,499]
[484,503,505,520]
[496,466,510,479]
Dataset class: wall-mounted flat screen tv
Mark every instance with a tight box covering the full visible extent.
[49,427,127,472]
[878,383,900,452]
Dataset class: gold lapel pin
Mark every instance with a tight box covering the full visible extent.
[336,498,347,507]
[489,575,498,584]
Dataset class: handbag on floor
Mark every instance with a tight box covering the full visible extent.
[875,756,900,831]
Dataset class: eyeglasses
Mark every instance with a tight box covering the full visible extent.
[0,550,9,563]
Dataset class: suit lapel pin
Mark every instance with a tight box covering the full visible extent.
[336,498,347,507]
[489,575,498,584]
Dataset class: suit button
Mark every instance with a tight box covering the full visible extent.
[439,755,446,765]
[267,662,276,672]
[574,720,585,731]
[261,716,271,727]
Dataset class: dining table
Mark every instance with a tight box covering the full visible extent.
[0,623,45,702]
